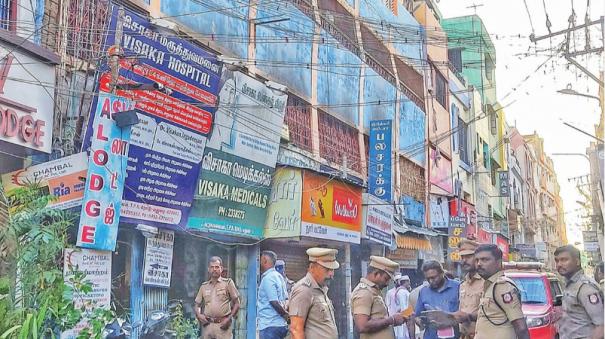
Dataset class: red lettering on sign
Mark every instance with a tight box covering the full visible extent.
[95,123,108,141]
[1,108,18,137]
[85,200,100,217]
[80,225,96,243]
[101,98,111,119]
[19,115,34,142]
[110,171,118,189]
[93,149,108,166]
[89,174,104,191]
[0,108,46,148]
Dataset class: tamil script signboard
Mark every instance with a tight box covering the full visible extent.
[188,70,288,239]
[143,229,175,288]
[301,171,362,243]
[264,168,302,238]
[93,6,223,230]
[62,248,112,338]
[364,194,393,246]
[77,93,132,251]
[368,120,392,201]
[447,216,466,262]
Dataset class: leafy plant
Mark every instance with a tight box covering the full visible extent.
[0,184,117,338]
[167,302,199,338]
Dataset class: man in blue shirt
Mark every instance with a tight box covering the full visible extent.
[413,260,460,339]
[258,251,289,339]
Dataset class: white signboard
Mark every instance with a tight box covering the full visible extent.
[584,242,600,252]
[0,45,55,153]
[62,248,112,338]
[143,229,175,287]
[364,194,393,246]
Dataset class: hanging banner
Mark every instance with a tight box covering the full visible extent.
[498,171,510,197]
[447,216,466,262]
[143,229,175,288]
[301,171,362,243]
[77,93,132,251]
[2,152,88,212]
[264,168,302,238]
[188,70,288,239]
[86,6,223,230]
[62,248,112,339]
[364,194,393,246]
[368,120,393,201]
[495,234,509,261]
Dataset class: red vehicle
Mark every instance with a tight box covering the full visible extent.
[504,262,564,339]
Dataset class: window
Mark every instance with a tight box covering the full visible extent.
[485,54,495,82]
[284,96,313,152]
[448,48,463,74]
[318,111,361,173]
[434,69,448,108]
[511,277,548,304]
[458,118,469,164]
[0,0,16,31]
[482,142,489,169]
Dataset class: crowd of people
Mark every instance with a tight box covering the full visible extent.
[191,240,604,339]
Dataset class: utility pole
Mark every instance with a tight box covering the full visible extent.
[108,7,125,94]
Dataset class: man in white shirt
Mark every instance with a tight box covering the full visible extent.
[386,274,411,339]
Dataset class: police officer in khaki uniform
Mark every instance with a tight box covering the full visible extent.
[289,248,339,339]
[194,256,240,339]
[351,256,409,339]
[452,239,484,339]
[555,245,604,339]
[473,244,529,339]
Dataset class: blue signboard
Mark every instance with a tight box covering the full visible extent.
[400,195,425,226]
[87,6,223,230]
[77,93,132,251]
[369,120,393,201]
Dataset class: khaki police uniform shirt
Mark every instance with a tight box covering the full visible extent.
[459,273,484,337]
[351,277,395,339]
[559,270,604,339]
[474,271,524,339]
[195,277,239,318]
[289,272,338,339]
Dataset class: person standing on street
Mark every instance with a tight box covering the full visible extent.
[386,274,412,339]
[194,256,240,339]
[276,259,294,294]
[474,244,529,339]
[413,260,460,339]
[555,245,604,339]
[258,251,289,339]
[351,256,409,339]
[288,248,339,339]
[452,239,484,339]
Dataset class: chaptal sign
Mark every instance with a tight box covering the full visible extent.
[77,93,132,251]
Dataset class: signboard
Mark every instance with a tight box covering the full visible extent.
[0,44,55,153]
[387,248,417,268]
[264,168,302,238]
[498,171,510,197]
[188,70,288,238]
[2,152,87,211]
[188,149,272,238]
[447,216,466,261]
[516,243,537,258]
[62,248,112,338]
[364,194,393,246]
[495,234,509,261]
[91,6,223,230]
[583,231,599,243]
[429,195,449,229]
[368,120,392,201]
[584,242,600,252]
[535,242,548,260]
[429,147,453,194]
[143,230,175,288]
[400,195,425,226]
[77,93,132,251]
[301,171,362,243]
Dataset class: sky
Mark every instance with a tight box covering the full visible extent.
[436,0,604,246]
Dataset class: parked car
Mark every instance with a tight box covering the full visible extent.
[504,261,563,339]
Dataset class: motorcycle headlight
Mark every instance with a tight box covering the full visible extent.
[526,314,550,328]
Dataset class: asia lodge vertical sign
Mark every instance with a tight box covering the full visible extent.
[77,93,132,251]
[369,120,393,201]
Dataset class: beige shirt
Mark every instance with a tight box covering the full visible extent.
[459,273,484,337]
[289,272,338,339]
[351,277,395,339]
[195,277,239,318]
[474,271,524,339]
[559,270,604,339]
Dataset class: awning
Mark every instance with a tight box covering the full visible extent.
[394,233,432,251]
[393,217,441,237]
